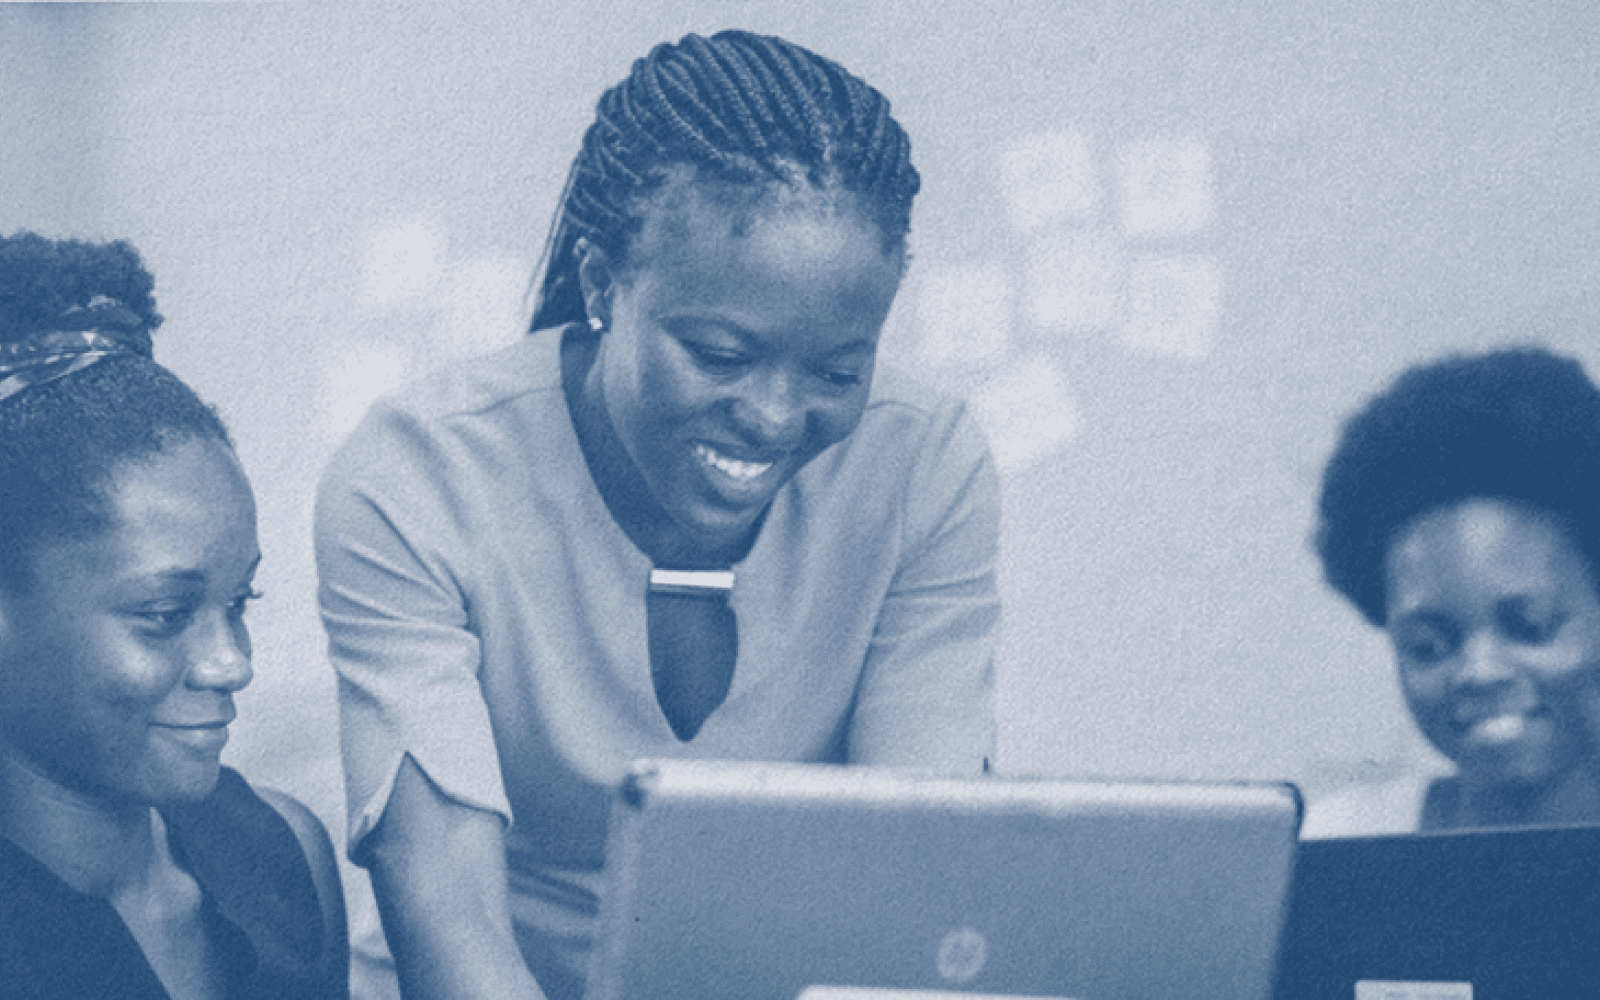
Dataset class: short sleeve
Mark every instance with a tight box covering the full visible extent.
[845,401,1000,773]
[315,402,512,861]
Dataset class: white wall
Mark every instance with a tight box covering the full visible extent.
[6,2,1600,995]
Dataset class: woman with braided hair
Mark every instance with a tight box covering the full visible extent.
[0,232,348,998]
[316,31,998,999]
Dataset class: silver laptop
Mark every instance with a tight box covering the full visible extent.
[585,760,1301,1000]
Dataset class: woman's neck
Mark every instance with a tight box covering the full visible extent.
[1458,754,1600,828]
[0,748,158,897]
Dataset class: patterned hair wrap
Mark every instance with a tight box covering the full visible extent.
[0,297,151,405]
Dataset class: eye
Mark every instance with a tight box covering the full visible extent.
[683,341,749,370]
[817,365,865,388]
[1499,601,1563,645]
[137,606,196,639]
[1394,618,1458,666]
[229,589,265,617]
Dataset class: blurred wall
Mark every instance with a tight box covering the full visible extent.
[5,2,1600,996]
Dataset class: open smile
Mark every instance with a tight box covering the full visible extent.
[1452,703,1550,748]
[1464,714,1529,745]
[694,442,775,482]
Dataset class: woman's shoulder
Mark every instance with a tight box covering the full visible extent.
[253,785,350,997]
[167,769,349,998]
[370,329,562,427]
[853,361,988,468]
[1300,772,1438,839]
[789,361,997,552]
[866,359,966,421]
[321,330,567,491]
[164,768,325,904]
[252,785,339,885]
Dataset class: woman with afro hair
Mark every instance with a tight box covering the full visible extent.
[1308,346,1600,836]
[0,232,348,998]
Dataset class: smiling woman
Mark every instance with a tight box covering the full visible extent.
[568,177,903,568]
[0,232,348,1000]
[6,437,259,807]
[314,30,999,1000]
[1310,347,1600,835]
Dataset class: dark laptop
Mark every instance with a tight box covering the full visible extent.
[1273,824,1600,1000]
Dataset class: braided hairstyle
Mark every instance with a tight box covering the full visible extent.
[1317,347,1600,628]
[0,232,231,593]
[530,30,921,331]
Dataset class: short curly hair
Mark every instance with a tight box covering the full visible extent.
[1317,347,1600,628]
[1,231,229,593]
[0,232,163,336]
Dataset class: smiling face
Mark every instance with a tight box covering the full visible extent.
[0,436,259,807]
[577,177,904,561]
[1385,498,1600,794]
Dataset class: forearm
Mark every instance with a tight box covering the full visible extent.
[366,756,547,1000]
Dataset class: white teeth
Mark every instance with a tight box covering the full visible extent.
[695,443,772,481]
[1467,714,1527,743]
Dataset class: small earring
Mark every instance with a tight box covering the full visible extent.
[588,316,604,333]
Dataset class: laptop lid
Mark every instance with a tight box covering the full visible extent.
[1273,823,1600,1000]
[586,760,1302,1000]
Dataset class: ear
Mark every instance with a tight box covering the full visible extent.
[574,238,616,331]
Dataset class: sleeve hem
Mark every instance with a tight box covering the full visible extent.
[346,748,513,865]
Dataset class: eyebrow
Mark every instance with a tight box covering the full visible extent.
[819,337,877,356]
[1390,608,1449,626]
[148,570,205,584]
[662,314,877,356]
[139,554,262,586]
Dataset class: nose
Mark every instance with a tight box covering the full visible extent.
[731,364,809,448]
[1454,631,1516,692]
[186,610,253,694]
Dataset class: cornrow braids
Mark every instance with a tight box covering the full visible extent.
[531,30,920,331]
[0,232,230,594]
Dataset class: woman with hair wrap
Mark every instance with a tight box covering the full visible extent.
[0,232,348,999]
[315,31,998,1000]
[1305,347,1600,837]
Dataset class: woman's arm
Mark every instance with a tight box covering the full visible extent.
[365,755,546,1000]
[257,786,350,998]
[316,401,541,998]
[847,400,1001,772]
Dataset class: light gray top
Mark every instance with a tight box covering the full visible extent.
[315,324,999,978]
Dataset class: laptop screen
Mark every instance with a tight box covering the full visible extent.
[1273,823,1600,1000]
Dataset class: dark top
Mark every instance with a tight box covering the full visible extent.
[0,767,344,1000]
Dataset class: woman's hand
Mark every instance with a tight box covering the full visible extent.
[366,755,548,1000]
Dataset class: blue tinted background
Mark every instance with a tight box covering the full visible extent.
[5,2,1599,995]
